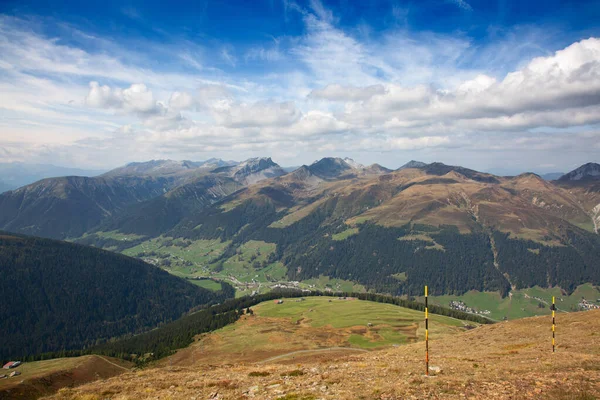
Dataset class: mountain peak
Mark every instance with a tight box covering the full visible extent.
[230,157,285,184]
[342,157,365,169]
[559,162,600,181]
[398,160,428,170]
[308,157,353,179]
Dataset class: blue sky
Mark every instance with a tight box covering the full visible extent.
[0,0,599,173]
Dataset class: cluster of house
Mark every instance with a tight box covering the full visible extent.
[578,298,600,311]
[448,300,491,315]
[1,361,22,379]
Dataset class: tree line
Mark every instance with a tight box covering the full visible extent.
[5,289,493,366]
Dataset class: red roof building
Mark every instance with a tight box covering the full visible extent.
[3,361,21,369]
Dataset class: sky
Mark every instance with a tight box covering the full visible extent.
[0,0,599,174]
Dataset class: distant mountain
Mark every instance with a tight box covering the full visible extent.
[0,162,105,190]
[558,163,600,181]
[307,157,354,179]
[420,162,500,183]
[0,232,233,359]
[0,176,177,239]
[229,157,286,184]
[282,166,300,173]
[363,163,393,175]
[78,158,285,238]
[342,157,365,169]
[540,172,565,181]
[398,160,428,170]
[152,161,600,297]
[103,159,237,178]
[0,158,279,240]
[94,175,243,237]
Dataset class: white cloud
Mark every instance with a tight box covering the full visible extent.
[214,101,301,128]
[449,0,473,11]
[309,84,386,101]
[85,82,164,115]
[1,9,600,172]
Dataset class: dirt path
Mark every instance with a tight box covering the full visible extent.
[94,355,131,371]
[257,347,370,364]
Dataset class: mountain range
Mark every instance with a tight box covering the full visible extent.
[0,162,106,193]
[1,157,599,297]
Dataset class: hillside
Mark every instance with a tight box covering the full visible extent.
[165,296,474,367]
[0,355,131,400]
[0,232,234,360]
[47,310,600,399]
[2,158,600,301]
[0,158,286,240]
[0,176,178,239]
[0,163,104,191]
[88,161,600,300]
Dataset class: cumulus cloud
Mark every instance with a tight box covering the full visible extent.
[2,9,600,171]
[86,82,164,115]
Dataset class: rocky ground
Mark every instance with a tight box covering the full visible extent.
[47,310,600,400]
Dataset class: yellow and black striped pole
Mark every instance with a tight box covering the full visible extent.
[551,296,556,353]
[425,285,429,376]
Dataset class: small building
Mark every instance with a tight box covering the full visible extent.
[275,299,284,304]
[9,371,21,377]
[3,361,21,370]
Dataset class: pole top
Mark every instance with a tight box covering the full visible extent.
[425,286,428,296]
[552,296,555,303]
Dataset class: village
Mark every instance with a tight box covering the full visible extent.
[448,300,492,315]
[577,298,600,311]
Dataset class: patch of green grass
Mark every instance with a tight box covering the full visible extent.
[398,233,445,251]
[332,228,359,241]
[255,297,464,349]
[299,275,366,293]
[189,279,222,291]
[0,356,116,389]
[391,272,407,282]
[81,230,145,241]
[423,284,600,321]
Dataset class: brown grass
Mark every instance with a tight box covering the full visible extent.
[44,310,600,400]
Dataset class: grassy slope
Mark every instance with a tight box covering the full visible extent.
[48,310,600,400]
[119,235,365,297]
[0,355,131,400]
[164,297,469,367]
[256,297,464,348]
[424,283,600,321]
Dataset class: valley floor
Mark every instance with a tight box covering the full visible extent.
[47,310,600,400]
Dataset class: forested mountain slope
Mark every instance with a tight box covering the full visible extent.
[88,161,600,297]
[0,232,234,360]
[0,158,285,240]
[0,176,177,239]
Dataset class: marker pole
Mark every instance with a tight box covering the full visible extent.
[425,285,429,376]
[552,296,556,353]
